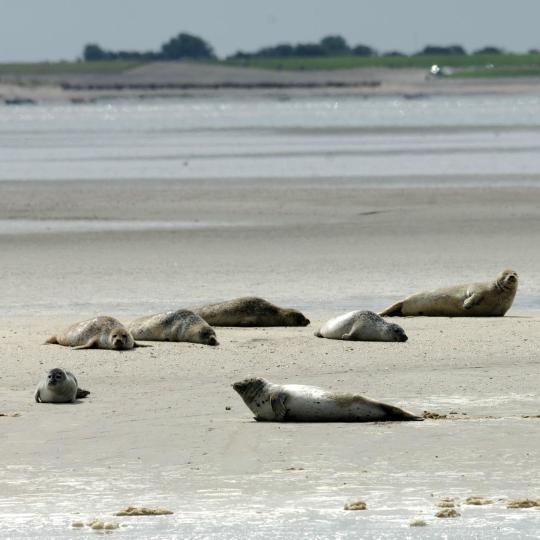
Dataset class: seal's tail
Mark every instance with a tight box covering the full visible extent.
[76,388,90,399]
[379,301,403,317]
[381,403,424,422]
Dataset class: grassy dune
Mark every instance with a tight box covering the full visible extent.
[222,52,540,71]
[0,60,145,75]
[1,53,540,77]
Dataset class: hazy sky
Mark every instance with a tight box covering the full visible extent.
[1,0,540,62]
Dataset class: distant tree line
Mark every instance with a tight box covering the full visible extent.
[231,38,512,60]
[83,31,536,62]
[83,33,215,61]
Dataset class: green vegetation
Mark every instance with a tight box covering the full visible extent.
[1,54,540,79]
[221,52,540,72]
[0,60,145,75]
[83,32,215,61]
[451,66,540,78]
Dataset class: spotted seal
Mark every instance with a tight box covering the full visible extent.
[34,368,90,403]
[194,297,310,327]
[128,309,218,346]
[315,310,407,341]
[379,269,518,317]
[232,377,423,422]
[45,316,143,350]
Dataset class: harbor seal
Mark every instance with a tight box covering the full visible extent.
[194,297,310,327]
[379,269,518,317]
[315,310,408,341]
[34,368,90,403]
[232,377,423,422]
[128,309,218,346]
[45,316,143,350]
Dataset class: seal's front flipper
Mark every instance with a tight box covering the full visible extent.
[270,391,288,421]
[34,389,41,403]
[73,337,98,350]
[133,342,152,348]
[342,320,365,340]
[379,301,403,317]
[463,292,483,310]
[76,388,90,399]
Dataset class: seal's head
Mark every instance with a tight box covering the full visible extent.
[386,323,408,342]
[183,323,219,346]
[47,368,67,386]
[497,269,518,291]
[282,309,310,327]
[232,377,268,402]
[108,327,134,350]
[197,325,219,346]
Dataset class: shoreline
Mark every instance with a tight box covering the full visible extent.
[3,63,540,102]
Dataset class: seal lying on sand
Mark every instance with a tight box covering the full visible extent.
[194,297,310,327]
[35,368,90,403]
[379,269,518,317]
[128,309,218,346]
[232,377,422,422]
[45,316,143,350]
[315,310,407,341]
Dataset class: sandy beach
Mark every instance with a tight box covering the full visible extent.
[1,176,539,537]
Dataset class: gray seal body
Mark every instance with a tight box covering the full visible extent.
[194,297,310,327]
[34,368,90,403]
[315,310,407,341]
[232,377,423,422]
[45,316,137,350]
[379,269,518,317]
[128,309,218,346]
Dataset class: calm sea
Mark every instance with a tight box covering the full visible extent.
[1,94,540,184]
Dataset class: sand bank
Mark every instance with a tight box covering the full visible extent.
[0,179,539,537]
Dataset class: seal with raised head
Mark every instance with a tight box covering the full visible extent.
[379,269,518,317]
[45,316,143,350]
[34,368,90,403]
[194,297,310,327]
[315,310,408,342]
[128,309,218,346]
[232,377,423,422]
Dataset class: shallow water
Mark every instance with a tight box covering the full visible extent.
[1,449,539,540]
[2,95,540,183]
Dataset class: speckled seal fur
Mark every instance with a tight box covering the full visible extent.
[194,297,310,327]
[315,310,407,341]
[45,316,140,350]
[35,368,90,403]
[232,377,423,422]
[128,309,218,346]
[379,269,518,317]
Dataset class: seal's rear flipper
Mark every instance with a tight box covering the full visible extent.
[76,388,90,399]
[381,403,424,421]
[44,336,58,345]
[379,301,404,317]
[314,330,322,338]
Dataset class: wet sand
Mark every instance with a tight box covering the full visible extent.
[1,179,539,537]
